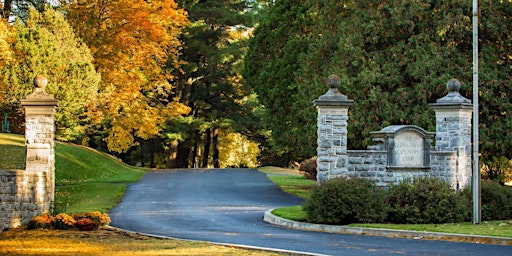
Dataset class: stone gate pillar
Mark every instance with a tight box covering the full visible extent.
[430,79,472,189]
[20,75,59,203]
[314,75,353,183]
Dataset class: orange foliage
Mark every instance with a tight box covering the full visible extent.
[66,0,190,152]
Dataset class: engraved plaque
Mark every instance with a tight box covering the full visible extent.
[394,131,424,167]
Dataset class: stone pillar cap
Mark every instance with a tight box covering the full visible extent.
[20,75,59,106]
[430,79,472,110]
[314,75,353,107]
[436,79,471,104]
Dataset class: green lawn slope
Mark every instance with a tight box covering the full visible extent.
[0,133,146,213]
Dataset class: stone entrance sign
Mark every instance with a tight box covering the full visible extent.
[314,76,473,189]
[371,125,434,169]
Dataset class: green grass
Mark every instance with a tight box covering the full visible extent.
[272,206,307,222]
[55,142,144,184]
[261,166,512,238]
[55,183,130,213]
[0,133,146,214]
[267,175,316,199]
[0,133,25,169]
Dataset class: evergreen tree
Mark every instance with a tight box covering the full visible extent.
[244,0,512,162]
[160,0,259,168]
[243,0,312,162]
[0,7,100,140]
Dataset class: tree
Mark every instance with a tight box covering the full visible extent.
[159,0,260,168]
[244,0,512,163]
[0,7,101,139]
[64,0,190,153]
[243,0,312,162]
[1,0,52,20]
[0,19,14,69]
[0,19,14,110]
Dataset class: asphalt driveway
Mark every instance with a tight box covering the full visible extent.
[109,168,511,256]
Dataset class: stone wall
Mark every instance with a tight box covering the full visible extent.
[341,150,458,187]
[0,170,51,230]
[0,75,58,230]
[315,76,473,189]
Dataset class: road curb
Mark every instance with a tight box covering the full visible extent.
[263,209,512,246]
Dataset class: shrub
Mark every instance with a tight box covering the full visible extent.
[304,177,388,225]
[52,213,76,230]
[299,157,317,180]
[72,212,110,230]
[76,218,98,231]
[387,177,470,224]
[27,213,54,230]
[479,180,512,221]
[26,212,110,231]
[86,211,111,226]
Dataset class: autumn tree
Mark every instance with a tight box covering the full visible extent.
[0,7,100,138]
[0,19,14,107]
[64,0,190,153]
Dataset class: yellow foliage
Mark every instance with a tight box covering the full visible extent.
[219,132,260,168]
[0,20,14,67]
[65,0,191,152]
[0,20,14,104]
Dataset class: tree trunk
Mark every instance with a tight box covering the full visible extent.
[191,130,201,168]
[202,128,211,168]
[167,140,179,168]
[212,127,220,168]
[1,0,13,19]
[177,142,191,168]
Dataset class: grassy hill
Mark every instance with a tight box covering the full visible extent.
[0,133,146,213]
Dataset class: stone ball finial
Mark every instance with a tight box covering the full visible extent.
[446,78,461,92]
[326,74,341,89]
[434,78,471,104]
[33,75,48,90]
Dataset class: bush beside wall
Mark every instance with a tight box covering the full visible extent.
[304,177,512,225]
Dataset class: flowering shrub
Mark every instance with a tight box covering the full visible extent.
[72,211,111,229]
[76,218,98,231]
[26,212,110,231]
[27,213,53,229]
[52,213,76,230]
[86,211,111,227]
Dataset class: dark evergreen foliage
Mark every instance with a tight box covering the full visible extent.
[244,0,512,164]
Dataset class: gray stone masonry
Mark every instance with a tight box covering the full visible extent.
[430,79,473,189]
[1,75,58,230]
[314,75,353,183]
[315,76,472,189]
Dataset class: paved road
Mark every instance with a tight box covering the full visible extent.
[109,169,511,256]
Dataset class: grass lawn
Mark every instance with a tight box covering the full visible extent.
[0,133,25,169]
[261,166,512,239]
[0,133,145,213]
[54,141,145,213]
